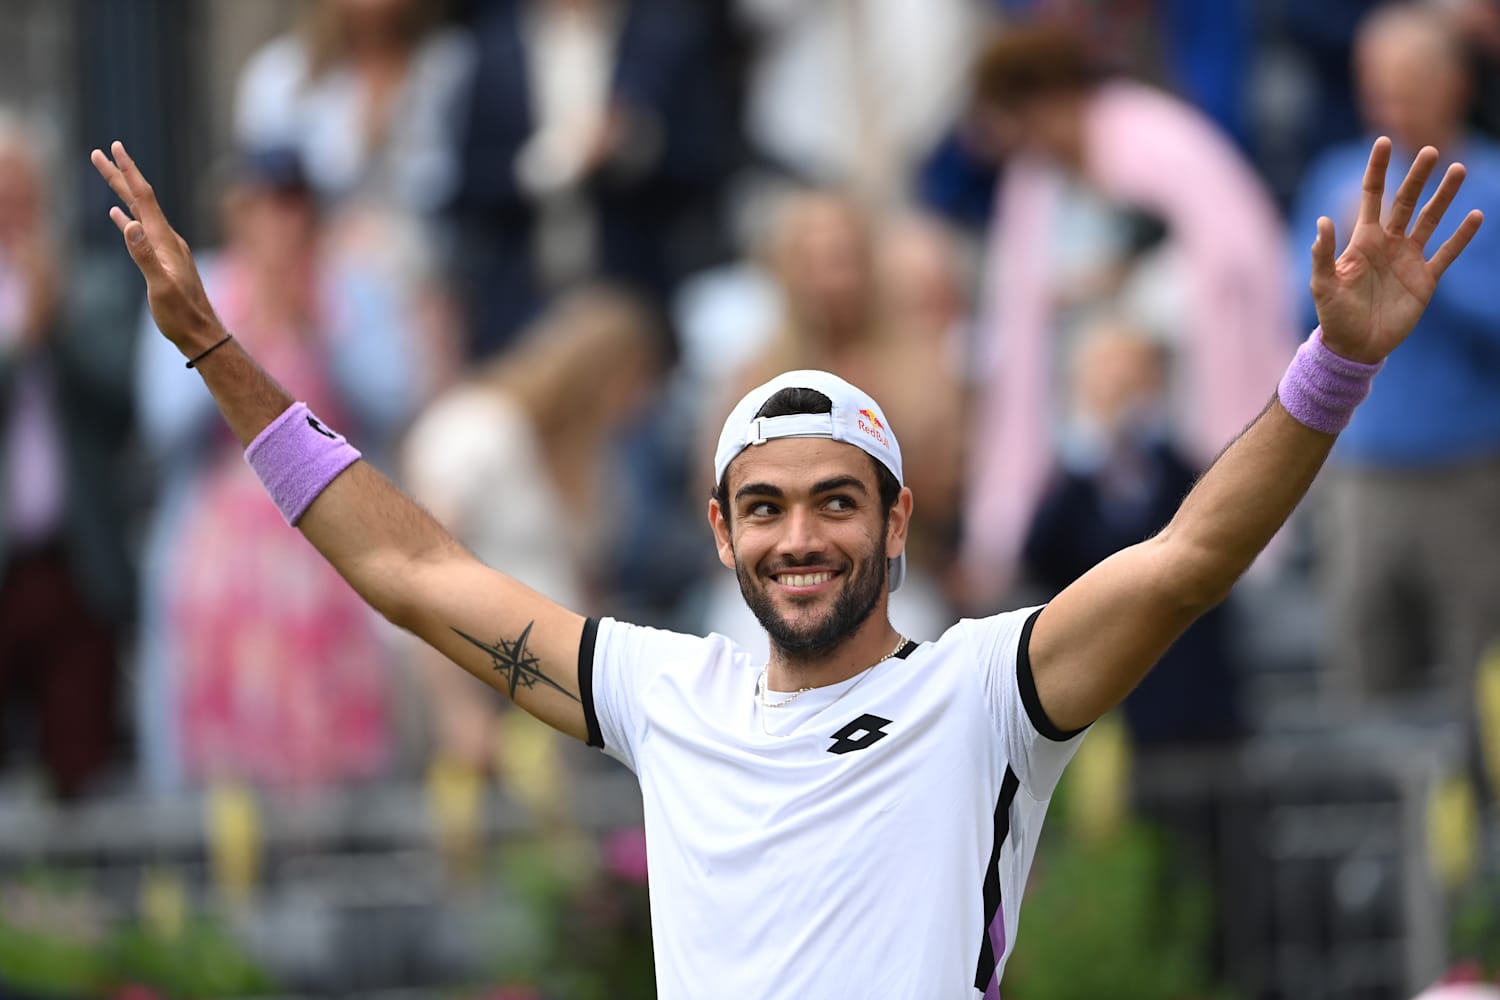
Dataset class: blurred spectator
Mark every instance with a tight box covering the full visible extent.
[399,284,660,770]
[1247,0,1381,204]
[959,24,1294,607]
[1439,0,1500,139]
[1022,323,1239,745]
[1289,3,1500,714]
[699,191,965,651]
[233,0,474,216]
[737,0,983,205]
[921,2,1255,230]
[0,111,135,800]
[994,0,1254,145]
[133,148,424,793]
[450,0,734,358]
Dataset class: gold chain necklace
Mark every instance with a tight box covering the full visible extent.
[757,635,909,711]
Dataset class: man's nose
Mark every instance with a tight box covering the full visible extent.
[775,505,826,559]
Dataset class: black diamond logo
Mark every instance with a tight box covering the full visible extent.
[828,713,893,755]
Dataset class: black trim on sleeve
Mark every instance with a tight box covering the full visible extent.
[1015,607,1088,743]
[578,617,603,749]
[973,766,1020,992]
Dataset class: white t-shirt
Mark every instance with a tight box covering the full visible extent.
[582,606,1086,998]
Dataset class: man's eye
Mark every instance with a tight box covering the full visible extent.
[825,496,855,512]
[747,502,779,517]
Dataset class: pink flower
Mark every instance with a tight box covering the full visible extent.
[478,987,542,1000]
[115,987,167,1000]
[603,827,649,884]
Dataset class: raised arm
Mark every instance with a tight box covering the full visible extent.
[91,141,592,743]
[1027,138,1484,733]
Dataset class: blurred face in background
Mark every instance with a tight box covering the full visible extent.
[876,214,966,341]
[1355,10,1471,151]
[976,90,1087,169]
[0,147,42,248]
[770,193,874,339]
[222,180,317,267]
[1070,326,1165,436]
[332,0,419,34]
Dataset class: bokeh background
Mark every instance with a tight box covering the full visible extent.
[1,1,1499,998]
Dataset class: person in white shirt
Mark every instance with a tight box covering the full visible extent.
[92,135,1480,996]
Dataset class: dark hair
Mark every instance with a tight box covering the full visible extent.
[972,23,1099,108]
[712,387,902,520]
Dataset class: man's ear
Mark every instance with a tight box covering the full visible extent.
[708,497,736,570]
[886,487,914,562]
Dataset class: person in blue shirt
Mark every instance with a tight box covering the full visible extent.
[1290,3,1500,721]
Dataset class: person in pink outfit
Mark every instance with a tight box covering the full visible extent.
[960,24,1296,605]
[134,149,422,792]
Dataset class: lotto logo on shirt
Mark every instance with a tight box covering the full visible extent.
[857,409,890,448]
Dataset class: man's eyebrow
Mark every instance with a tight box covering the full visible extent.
[734,481,786,502]
[812,475,868,495]
[733,476,870,502]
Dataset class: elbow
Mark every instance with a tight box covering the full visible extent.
[378,585,424,635]
[337,549,430,635]
[1148,529,1238,617]
[362,538,470,635]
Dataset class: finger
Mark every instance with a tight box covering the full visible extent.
[1429,208,1484,279]
[1310,216,1338,289]
[1385,145,1438,235]
[108,141,170,239]
[1410,161,1468,247]
[107,205,132,236]
[107,202,162,278]
[1358,137,1393,227]
[90,147,133,206]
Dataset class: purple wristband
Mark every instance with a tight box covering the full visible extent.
[245,402,361,525]
[1276,327,1384,435]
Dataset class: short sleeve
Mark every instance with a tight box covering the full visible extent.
[581,616,714,774]
[963,606,1087,799]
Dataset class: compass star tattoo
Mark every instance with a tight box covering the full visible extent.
[451,621,578,701]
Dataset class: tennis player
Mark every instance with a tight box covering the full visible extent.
[94,137,1478,998]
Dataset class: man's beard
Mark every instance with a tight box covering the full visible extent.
[735,532,888,663]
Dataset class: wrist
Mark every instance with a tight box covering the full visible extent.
[245,402,362,525]
[1315,329,1384,365]
[1276,326,1384,435]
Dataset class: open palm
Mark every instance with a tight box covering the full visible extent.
[1312,137,1484,363]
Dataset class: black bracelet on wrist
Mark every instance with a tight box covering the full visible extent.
[185,333,233,369]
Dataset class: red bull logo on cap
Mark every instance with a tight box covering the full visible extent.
[857,408,890,448]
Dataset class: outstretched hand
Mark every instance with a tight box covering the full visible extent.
[1312,136,1483,363]
[90,141,221,353]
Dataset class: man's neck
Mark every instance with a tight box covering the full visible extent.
[766,620,906,692]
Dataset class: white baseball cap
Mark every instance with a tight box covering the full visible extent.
[713,369,906,591]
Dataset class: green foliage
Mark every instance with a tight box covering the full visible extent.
[0,874,114,996]
[111,919,275,998]
[0,877,273,999]
[1450,875,1500,975]
[1001,823,1228,1000]
[0,920,110,996]
[482,833,655,1000]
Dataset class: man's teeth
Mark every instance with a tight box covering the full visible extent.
[780,572,833,587]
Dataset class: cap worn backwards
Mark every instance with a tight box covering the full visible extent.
[713,369,907,592]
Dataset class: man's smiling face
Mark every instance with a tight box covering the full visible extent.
[711,437,904,660]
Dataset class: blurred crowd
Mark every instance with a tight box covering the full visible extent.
[1,0,1498,848]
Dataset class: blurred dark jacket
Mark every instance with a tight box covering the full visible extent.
[1022,438,1240,745]
[451,0,735,358]
[0,252,136,623]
